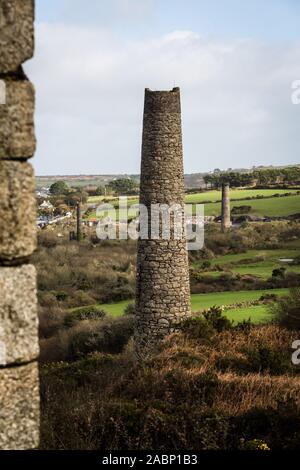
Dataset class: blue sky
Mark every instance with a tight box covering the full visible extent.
[26,0,300,175]
[37,0,300,42]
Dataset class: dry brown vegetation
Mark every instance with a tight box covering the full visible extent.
[35,223,300,450]
[40,323,300,450]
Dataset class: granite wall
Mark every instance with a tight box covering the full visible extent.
[0,0,39,449]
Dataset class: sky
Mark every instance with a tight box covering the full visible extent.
[25,0,300,175]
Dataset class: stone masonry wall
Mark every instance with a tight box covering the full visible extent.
[135,88,191,353]
[0,0,39,449]
[221,183,231,231]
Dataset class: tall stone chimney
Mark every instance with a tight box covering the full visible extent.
[221,182,231,231]
[135,88,191,353]
[0,0,39,449]
[76,202,82,241]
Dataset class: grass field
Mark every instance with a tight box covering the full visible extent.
[225,304,272,324]
[202,194,300,217]
[88,189,298,206]
[184,188,298,204]
[190,288,288,311]
[200,247,300,279]
[86,190,300,219]
[231,264,300,278]
[87,195,138,204]
[89,287,289,321]
[210,248,300,266]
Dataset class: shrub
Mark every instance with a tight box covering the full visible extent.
[292,255,300,265]
[235,398,300,450]
[38,291,58,308]
[67,316,134,359]
[242,439,270,450]
[271,288,300,330]
[53,291,69,302]
[259,293,277,302]
[201,260,212,270]
[39,305,66,339]
[215,354,249,374]
[124,302,136,315]
[203,306,233,332]
[232,205,252,215]
[180,316,215,341]
[246,345,291,375]
[69,290,96,308]
[38,230,59,248]
[64,306,107,328]
[272,267,286,278]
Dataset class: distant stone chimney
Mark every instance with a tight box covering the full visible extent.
[76,202,82,241]
[221,183,231,231]
[0,0,39,449]
[135,88,191,354]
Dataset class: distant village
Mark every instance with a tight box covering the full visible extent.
[36,188,72,228]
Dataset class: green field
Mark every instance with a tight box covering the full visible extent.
[201,247,300,279]
[225,304,272,324]
[88,195,138,204]
[184,188,298,204]
[202,194,300,217]
[88,189,298,206]
[80,190,299,325]
[210,248,300,266]
[86,190,300,219]
[190,288,288,311]
[93,288,289,321]
[231,264,300,278]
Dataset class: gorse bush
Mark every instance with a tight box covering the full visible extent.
[39,305,66,339]
[32,238,137,309]
[203,306,233,332]
[245,345,292,375]
[180,306,232,341]
[271,288,300,330]
[124,302,136,315]
[40,315,135,363]
[180,316,215,342]
[64,306,107,328]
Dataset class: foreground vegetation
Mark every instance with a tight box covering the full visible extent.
[34,215,300,450]
[40,319,300,450]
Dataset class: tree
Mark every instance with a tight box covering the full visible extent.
[95,186,105,196]
[54,204,69,216]
[49,181,70,196]
[108,178,139,195]
[62,189,88,207]
[64,193,81,207]
[203,175,211,190]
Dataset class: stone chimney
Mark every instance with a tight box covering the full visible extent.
[0,0,39,449]
[76,202,82,241]
[135,88,191,354]
[221,182,231,231]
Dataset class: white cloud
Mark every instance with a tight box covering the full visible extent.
[25,22,300,174]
